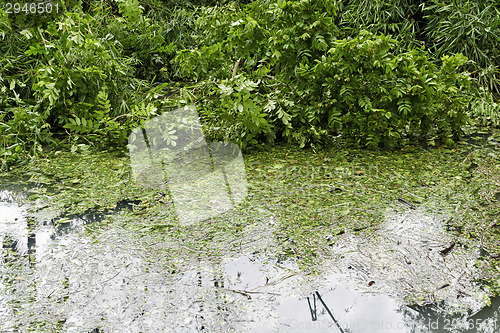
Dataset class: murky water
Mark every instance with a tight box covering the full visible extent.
[0,178,499,332]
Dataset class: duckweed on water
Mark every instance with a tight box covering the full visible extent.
[0,131,499,330]
[5,136,500,277]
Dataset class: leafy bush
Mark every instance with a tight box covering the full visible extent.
[0,105,51,168]
[0,0,487,167]
[1,0,197,166]
[194,76,275,148]
[423,0,500,95]
[3,0,77,29]
[176,1,473,148]
[336,0,500,97]
[176,0,344,147]
[470,91,500,127]
[297,32,471,147]
[177,0,339,80]
[338,0,424,50]
[23,11,143,147]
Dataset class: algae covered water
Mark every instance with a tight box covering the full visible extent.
[0,130,499,332]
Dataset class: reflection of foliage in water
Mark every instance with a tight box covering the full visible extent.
[401,300,500,333]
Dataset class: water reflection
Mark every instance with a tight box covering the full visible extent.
[276,287,408,333]
[0,188,29,255]
[0,182,139,253]
[1,182,499,332]
[403,299,500,333]
[274,286,499,333]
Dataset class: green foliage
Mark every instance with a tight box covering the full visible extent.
[175,3,241,80]
[25,11,139,146]
[0,105,51,167]
[338,0,423,50]
[0,0,495,165]
[3,0,77,29]
[470,91,500,127]
[176,0,344,147]
[299,32,471,147]
[337,0,500,96]
[423,0,500,95]
[196,76,273,148]
[114,0,144,22]
[178,0,339,81]
[176,1,473,148]
[233,0,339,79]
[0,0,197,166]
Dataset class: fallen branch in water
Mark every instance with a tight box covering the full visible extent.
[440,241,456,256]
[397,198,416,209]
[215,286,281,299]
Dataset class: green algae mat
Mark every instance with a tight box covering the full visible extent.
[0,130,499,331]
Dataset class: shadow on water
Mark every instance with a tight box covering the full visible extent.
[0,178,140,254]
[54,199,140,237]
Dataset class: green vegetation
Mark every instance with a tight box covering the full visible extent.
[176,1,472,148]
[0,0,499,166]
[1,1,500,324]
[8,129,500,298]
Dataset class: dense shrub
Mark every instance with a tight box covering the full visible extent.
[0,0,195,166]
[0,0,494,167]
[176,0,473,148]
[423,0,500,96]
[326,0,500,98]
[298,32,471,147]
[337,0,424,50]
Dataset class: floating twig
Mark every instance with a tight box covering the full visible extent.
[215,286,281,299]
[437,283,450,290]
[397,198,416,209]
[440,242,456,256]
